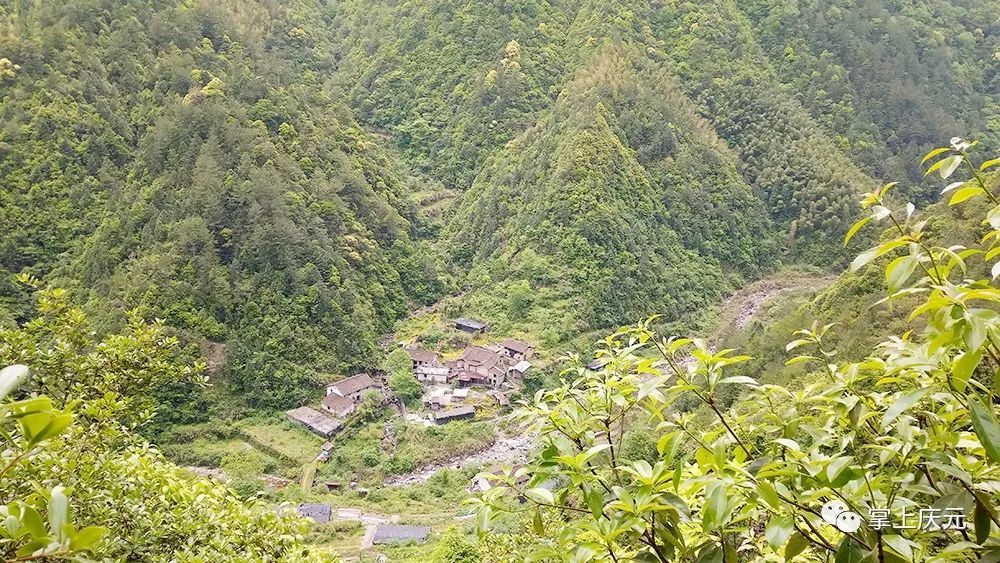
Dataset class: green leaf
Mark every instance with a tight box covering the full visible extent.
[784,532,808,561]
[586,488,604,519]
[926,154,963,179]
[774,438,800,451]
[765,515,793,548]
[19,506,45,539]
[532,509,544,534]
[975,498,992,545]
[718,376,757,386]
[881,535,913,560]
[476,505,492,531]
[850,247,879,272]
[949,186,985,205]
[881,388,928,429]
[582,444,611,463]
[702,482,729,532]
[885,255,917,293]
[756,482,780,510]
[69,526,108,552]
[981,157,1000,172]
[952,348,983,392]
[835,537,869,563]
[969,396,1000,463]
[921,147,950,164]
[524,487,554,506]
[843,216,872,246]
[48,486,68,542]
[940,154,964,179]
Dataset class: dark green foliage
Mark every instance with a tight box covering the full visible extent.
[2,0,993,412]
[0,0,444,409]
[448,45,774,327]
[742,0,999,194]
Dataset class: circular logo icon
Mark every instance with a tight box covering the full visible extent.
[821,500,861,532]
[835,510,862,533]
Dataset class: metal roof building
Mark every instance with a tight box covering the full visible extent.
[372,524,432,544]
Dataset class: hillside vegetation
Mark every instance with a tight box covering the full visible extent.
[2,0,996,407]
[1,2,999,558]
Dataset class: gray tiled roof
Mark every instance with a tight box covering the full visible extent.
[372,524,431,544]
[328,373,377,395]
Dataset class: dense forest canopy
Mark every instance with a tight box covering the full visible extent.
[1,0,996,407]
[0,0,999,560]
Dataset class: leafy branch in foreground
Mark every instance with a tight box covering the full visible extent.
[471,140,1000,562]
[1,294,340,562]
[0,364,108,561]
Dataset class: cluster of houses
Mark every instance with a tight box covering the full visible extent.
[408,322,534,391]
[286,318,535,439]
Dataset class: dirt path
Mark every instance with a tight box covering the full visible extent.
[710,274,834,340]
[384,433,534,487]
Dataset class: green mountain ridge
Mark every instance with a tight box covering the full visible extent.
[448,44,776,327]
[1,0,996,407]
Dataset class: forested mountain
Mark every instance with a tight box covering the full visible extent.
[1,0,999,561]
[1,0,996,406]
[447,45,777,327]
[0,0,443,408]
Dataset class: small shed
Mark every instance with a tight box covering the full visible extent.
[509,360,531,376]
[296,503,332,523]
[454,318,489,334]
[500,339,534,361]
[372,524,432,545]
[433,405,476,424]
[285,406,342,438]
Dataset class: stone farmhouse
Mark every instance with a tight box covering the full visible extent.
[406,347,450,383]
[325,373,379,402]
[499,338,534,362]
[320,373,382,418]
[404,337,534,390]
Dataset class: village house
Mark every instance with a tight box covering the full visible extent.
[403,346,452,383]
[509,359,532,378]
[499,338,534,361]
[321,393,356,418]
[414,364,450,384]
[372,524,431,545]
[405,347,439,370]
[285,406,342,438]
[454,370,488,387]
[325,373,379,403]
[423,388,451,411]
[454,345,510,387]
[296,503,332,523]
[454,317,489,335]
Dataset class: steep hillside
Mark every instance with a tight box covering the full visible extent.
[0,0,443,408]
[743,0,999,194]
[332,0,996,266]
[1,0,993,405]
[448,45,777,328]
